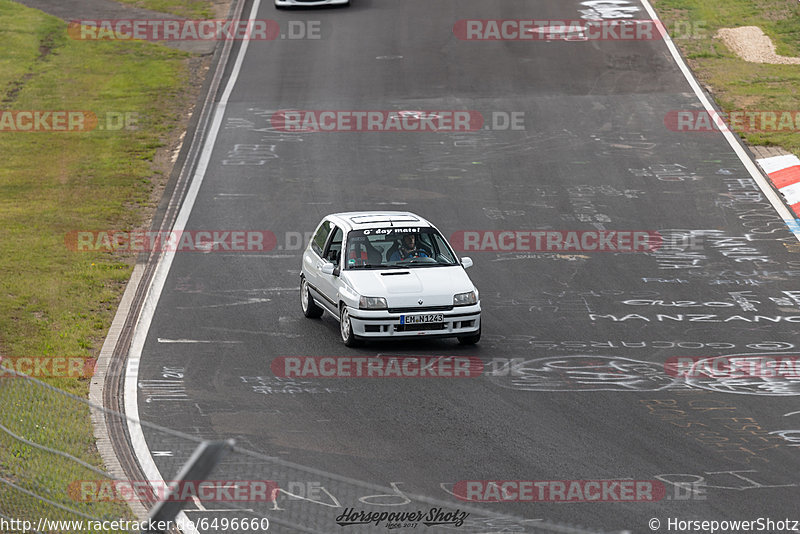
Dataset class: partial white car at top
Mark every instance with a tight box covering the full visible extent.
[300,212,481,346]
[275,0,349,8]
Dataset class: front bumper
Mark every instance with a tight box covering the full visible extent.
[347,304,481,339]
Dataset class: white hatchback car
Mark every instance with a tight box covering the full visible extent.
[275,0,349,7]
[300,212,481,346]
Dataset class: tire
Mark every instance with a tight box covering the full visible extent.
[339,305,360,347]
[457,327,481,345]
[300,278,323,318]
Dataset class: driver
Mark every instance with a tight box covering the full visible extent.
[390,233,428,261]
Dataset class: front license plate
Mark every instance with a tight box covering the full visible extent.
[401,314,444,324]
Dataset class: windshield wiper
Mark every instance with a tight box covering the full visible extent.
[395,261,451,267]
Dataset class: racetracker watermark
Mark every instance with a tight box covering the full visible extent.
[0,111,95,132]
[454,480,666,502]
[270,110,493,132]
[272,356,484,378]
[66,19,303,41]
[0,356,95,378]
[454,19,669,41]
[449,230,662,252]
[0,111,138,132]
[69,480,279,502]
[0,519,179,533]
[665,110,800,133]
[65,230,277,253]
[665,355,800,378]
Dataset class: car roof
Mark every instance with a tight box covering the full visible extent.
[326,211,435,231]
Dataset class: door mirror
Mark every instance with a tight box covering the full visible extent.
[461,257,473,269]
[321,262,336,275]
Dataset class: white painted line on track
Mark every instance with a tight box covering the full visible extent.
[638,0,800,240]
[124,1,263,532]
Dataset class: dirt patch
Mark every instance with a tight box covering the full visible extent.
[211,0,233,18]
[2,27,59,104]
[715,26,800,64]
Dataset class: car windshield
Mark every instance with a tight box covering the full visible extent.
[344,227,458,269]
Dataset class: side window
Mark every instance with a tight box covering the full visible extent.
[418,233,434,254]
[431,233,456,264]
[324,227,343,264]
[311,220,331,256]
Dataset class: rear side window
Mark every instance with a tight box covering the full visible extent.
[311,220,331,256]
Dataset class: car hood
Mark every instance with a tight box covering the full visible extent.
[341,266,476,307]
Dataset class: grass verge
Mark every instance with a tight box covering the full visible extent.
[651,0,800,154]
[113,0,214,19]
[0,0,212,529]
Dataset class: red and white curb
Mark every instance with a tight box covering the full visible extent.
[757,154,800,217]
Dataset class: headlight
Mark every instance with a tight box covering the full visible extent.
[453,291,477,306]
[359,296,387,310]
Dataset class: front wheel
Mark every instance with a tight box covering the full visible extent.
[457,327,481,345]
[300,278,323,318]
[340,305,360,347]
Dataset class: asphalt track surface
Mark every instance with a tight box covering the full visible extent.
[131,0,800,532]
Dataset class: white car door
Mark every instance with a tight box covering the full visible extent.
[304,220,333,307]
[315,226,344,309]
